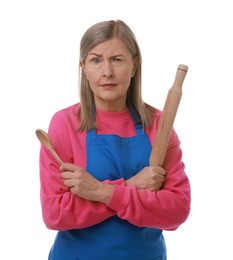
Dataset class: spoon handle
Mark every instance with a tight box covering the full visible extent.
[49,147,63,165]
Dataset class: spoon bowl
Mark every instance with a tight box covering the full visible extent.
[35,129,63,165]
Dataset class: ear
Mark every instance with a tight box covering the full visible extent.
[80,61,85,71]
[131,58,138,78]
[80,61,88,79]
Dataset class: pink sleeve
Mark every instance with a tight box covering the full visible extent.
[106,129,191,231]
[39,109,123,231]
[39,149,125,230]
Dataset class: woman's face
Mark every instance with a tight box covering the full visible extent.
[81,37,137,111]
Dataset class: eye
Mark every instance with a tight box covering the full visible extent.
[112,57,123,62]
[92,57,101,64]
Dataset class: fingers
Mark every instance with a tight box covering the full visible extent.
[152,166,166,176]
[60,163,83,179]
[61,170,76,180]
[149,174,165,191]
[146,166,166,191]
[63,178,75,188]
[59,162,81,172]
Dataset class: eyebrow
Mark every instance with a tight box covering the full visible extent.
[88,53,124,58]
[88,53,101,57]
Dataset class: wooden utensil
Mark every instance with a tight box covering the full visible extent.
[149,64,188,167]
[35,129,63,165]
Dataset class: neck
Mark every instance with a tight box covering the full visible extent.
[94,101,127,112]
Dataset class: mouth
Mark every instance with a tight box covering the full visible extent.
[100,83,117,89]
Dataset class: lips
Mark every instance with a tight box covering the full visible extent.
[100,83,117,89]
[101,83,117,87]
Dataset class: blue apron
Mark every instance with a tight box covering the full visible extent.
[48,109,167,260]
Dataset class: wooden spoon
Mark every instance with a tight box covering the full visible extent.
[35,129,63,165]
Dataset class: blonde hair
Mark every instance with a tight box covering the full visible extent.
[78,20,155,131]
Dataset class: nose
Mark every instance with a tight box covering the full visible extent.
[103,61,113,78]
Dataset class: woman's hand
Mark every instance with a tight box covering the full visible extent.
[126,166,166,191]
[60,163,113,204]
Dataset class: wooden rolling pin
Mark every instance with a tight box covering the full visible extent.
[149,64,188,167]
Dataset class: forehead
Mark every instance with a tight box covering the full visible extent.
[89,38,131,56]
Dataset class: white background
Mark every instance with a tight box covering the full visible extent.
[1,0,232,259]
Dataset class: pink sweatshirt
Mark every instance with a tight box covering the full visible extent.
[39,103,191,231]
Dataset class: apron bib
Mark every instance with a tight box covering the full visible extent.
[48,109,167,260]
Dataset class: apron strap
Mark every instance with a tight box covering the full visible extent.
[128,105,144,135]
[128,105,142,126]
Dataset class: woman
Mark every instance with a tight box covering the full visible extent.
[39,19,191,260]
